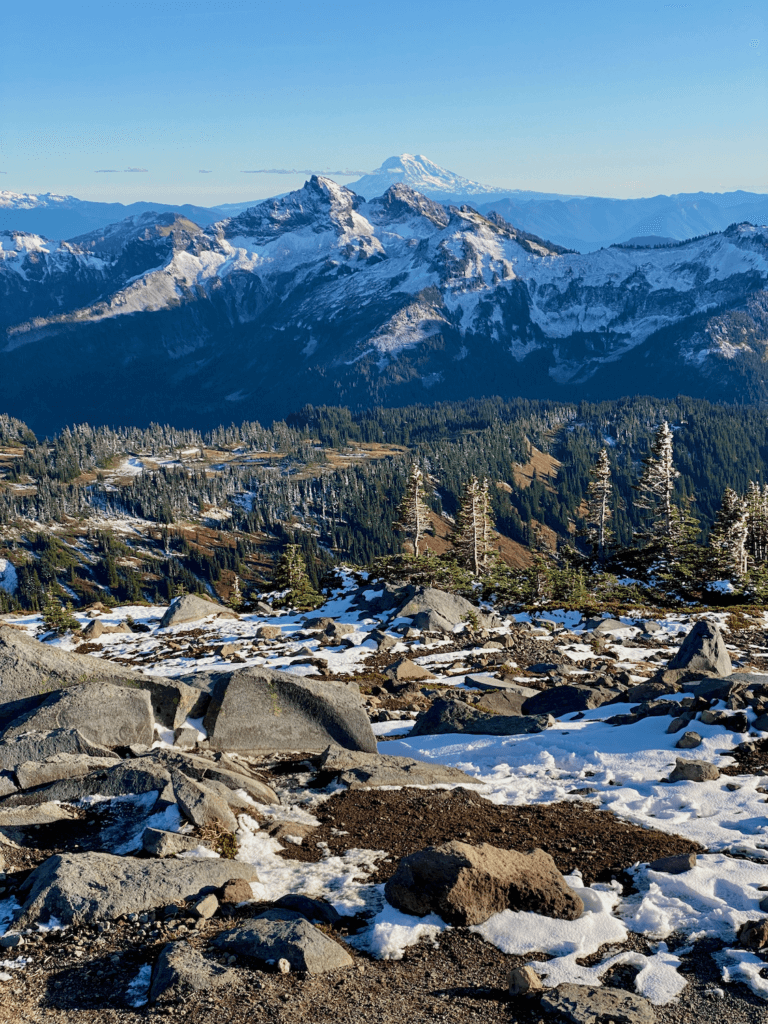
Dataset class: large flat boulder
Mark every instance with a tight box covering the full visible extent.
[385,841,584,926]
[160,594,238,628]
[0,729,118,774]
[410,698,552,737]
[15,753,119,790]
[540,984,654,1024]
[319,746,478,789]
[213,909,353,973]
[0,626,146,705]
[0,682,154,749]
[392,588,499,633]
[0,628,195,729]
[15,852,260,928]
[202,667,377,754]
[0,760,173,808]
[666,619,732,678]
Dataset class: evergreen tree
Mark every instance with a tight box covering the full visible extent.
[272,544,323,610]
[582,448,614,558]
[710,487,749,578]
[746,482,768,565]
[452,476,497,575]
[41,595,81,636]
[635,421,678,548]
[393,465,432,555]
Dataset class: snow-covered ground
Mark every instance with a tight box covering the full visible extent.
[2,585,768,1004]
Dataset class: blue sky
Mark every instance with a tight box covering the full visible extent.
[2,0,765,204]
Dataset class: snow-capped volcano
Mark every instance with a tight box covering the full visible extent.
[348,154,506,202]
[1,178,767,433]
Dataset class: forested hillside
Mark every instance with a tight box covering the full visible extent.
[1,395,768,613]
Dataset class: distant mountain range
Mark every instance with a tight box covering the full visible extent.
[1,177,767,434]
[3,154,767,252]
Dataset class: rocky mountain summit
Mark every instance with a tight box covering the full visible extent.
[0,579,768,1021]
[1,178,767,433]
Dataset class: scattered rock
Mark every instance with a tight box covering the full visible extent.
[267,821,317,844]
[142,828,205,858]
[540,983,655,1024]
[668,757,720,782]
[220,878,254,905]
[170,768,238,832]
[202,667,377,754]
[15,852,260,928]
[393,588,498,633]
[144,748,280,805]
[411,698,552,737]
[213,908,353,973]
[160,594,239,628]
[324,621,355,641]
[148,941,235,1003]
[737,918,768,951]
[272,894,342,926]
[676,731,703,749]
[193,893,218,919]
[384,841,584,926]
[666,619,732,678]
[508,965,543,996]
[256,625,282,640]
[384,658,436,682]
[647,852,697,873]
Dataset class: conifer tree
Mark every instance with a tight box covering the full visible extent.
[272,544,322,610]
[635,421,680,548]
[709,487,748,578]
[582,448,614,559]
[452,476,496,576]
[746,482,768,565]
[393,465,432,555]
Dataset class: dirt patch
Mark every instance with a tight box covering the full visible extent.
[720,736,768,776]
[279,786,702,885]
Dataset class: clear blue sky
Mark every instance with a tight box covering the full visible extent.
[2,0,765,205]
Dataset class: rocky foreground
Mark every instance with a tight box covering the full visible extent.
[0,582,767,1022]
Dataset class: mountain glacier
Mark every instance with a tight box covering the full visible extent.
[1,178,767,433]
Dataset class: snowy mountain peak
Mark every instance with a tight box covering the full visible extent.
[368,184,451,228]
[349,154,505,202]
[0,190,79,210]
[218,175,362,245]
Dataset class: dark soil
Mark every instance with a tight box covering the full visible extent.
[278,786,702,886]
[720,736,768,776]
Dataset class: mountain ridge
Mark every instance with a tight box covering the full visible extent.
[1,177,767,434]
[5,153,767,253]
